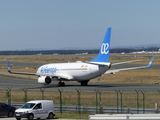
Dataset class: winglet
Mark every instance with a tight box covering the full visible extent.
[147,56,154,67]
[8,61,11,73]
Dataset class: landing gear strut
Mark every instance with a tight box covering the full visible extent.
[58,81,65,86]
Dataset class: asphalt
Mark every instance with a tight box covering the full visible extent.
[0,60,159,92]
[0,73,160,92]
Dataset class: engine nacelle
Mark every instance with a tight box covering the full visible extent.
[38,76,52,85]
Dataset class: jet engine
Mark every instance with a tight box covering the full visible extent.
[38,76,52,85]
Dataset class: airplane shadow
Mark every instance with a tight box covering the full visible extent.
[26,83,143,90]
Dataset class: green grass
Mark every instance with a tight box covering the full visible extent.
[55,112,89,119]
[1,89,160,109]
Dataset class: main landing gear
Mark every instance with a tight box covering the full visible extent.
[58,81,65,86]
[79,80,90,86]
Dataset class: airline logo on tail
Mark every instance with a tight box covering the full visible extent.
[91,27,111,63]
[101,43,109,54]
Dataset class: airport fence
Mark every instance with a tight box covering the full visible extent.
[1,87,160,114]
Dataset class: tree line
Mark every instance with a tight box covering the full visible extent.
[0,47,159,55]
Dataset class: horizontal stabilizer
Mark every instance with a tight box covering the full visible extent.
[88,62,111,66]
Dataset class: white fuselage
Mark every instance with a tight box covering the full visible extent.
[36,62,110,81]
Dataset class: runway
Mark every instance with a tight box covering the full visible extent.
[0,74,160,92]
[0,59,159,92]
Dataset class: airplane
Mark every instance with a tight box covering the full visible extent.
[8,27,154,86]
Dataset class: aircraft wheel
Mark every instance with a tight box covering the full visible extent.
[61,82,65,86]
[80,81,89,86]
[58,82,65,86]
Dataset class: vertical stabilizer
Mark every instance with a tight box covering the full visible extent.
[91,27,111,63]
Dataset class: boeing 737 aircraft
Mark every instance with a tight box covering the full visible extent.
[8,27,154,86]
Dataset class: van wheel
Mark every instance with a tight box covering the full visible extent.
[47,112,54,119]
[28,114,34,120]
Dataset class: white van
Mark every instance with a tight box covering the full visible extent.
[15,100,55,120]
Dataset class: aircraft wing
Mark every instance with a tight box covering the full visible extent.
[111,59,141,65]
[105,56,154,74]
[8,61,37,75]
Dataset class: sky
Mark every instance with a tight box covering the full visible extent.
[0,0,160,50]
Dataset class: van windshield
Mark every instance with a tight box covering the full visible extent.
[21,103,35,109]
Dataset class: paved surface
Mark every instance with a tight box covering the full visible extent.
[0,61,159,92]
[0,73,160,92]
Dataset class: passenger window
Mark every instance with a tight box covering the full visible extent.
[34,103,42,109]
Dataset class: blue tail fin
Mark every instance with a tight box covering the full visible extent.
[91,27,111,63]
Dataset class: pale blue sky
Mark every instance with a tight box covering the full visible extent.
[0,0,160,50]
